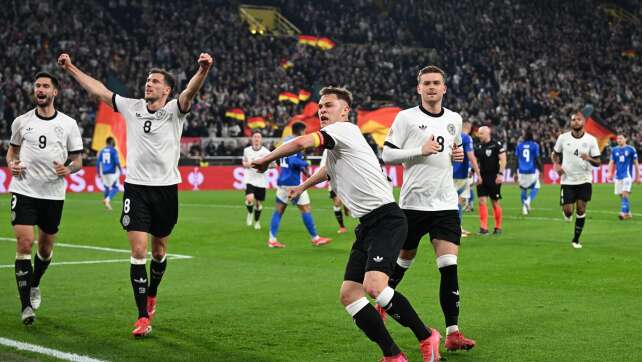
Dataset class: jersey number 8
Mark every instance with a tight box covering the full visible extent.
[143,121,152,133]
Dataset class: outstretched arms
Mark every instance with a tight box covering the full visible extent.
[58,53,114,108]
[178,53,213,113]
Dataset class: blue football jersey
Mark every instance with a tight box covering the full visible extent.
[611,145,637,180]
[277,137,309,186]
[515,141,539,174]
[97,146,121,175]
[453,133,473,179]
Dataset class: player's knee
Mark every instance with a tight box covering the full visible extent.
[362,279,386,299]
[15,235,33,254]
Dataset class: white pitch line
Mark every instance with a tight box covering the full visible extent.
[0,337,107,362]
[0,237,193,259]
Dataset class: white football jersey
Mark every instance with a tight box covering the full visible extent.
[321,121,394,218]
[553,131,600,185]
[243,145,270,188]
[385,106,462,211]
[114,94,187,186]
[9,109,83,200]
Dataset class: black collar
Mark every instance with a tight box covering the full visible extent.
[35,109,57,120]
[419,104,444,118]
[571,131,585,139]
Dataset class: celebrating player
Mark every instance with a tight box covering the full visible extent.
[7,72,84,325]
[242,131,271,229]
[97,136,122,211]
[253,87,441,362]
[607,134,638,220]
[266,122,330,248]
[552,111,601,248]
[514,130,541,215]
[474,126,506,235]
[59,51,213,336]
[382,65,475,351]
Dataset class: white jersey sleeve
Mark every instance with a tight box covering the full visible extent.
[9,116,24,146]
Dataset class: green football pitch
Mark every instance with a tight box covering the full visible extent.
[0,184,640,361]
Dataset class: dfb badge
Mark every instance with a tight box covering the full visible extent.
[122,215,130,227]
[447,123,456,136]
[155,109,167,120]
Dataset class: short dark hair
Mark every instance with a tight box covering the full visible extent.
[149,68,176,93]
[292,122,307,135]
[524,130,533,141]
[319,86,353,107]
[106,137,115,145]
[417,65,446,83]
[34,71,59,88]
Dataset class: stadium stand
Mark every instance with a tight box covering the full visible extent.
[1,0,640,161]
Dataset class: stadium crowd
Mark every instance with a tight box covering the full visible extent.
[1,0,640,161]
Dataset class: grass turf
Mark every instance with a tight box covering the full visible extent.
[0,184,640,361]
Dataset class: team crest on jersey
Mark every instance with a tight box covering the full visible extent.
[447,124,456,136]
[155,109,167,120]
[54,126,64,140]
[122,215,130,227]
[485,149,492,157]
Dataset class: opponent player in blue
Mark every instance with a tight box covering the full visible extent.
[267,122,331,248]
[452,121,480,236]
[514,131,541,215]
[607,134,639,220]
[97,137,122,210]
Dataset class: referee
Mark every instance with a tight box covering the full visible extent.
[474,126,506,235]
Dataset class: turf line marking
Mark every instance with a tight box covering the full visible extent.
[0,237,193,269]
[57,198,642,217]
[0,337,106,362]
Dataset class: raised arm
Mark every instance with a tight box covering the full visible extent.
[178,53,213,113]
[58,53,114,107]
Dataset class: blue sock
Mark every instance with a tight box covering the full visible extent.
[520,189,527,204]
[103,185,110,199]
[622,197,630,213]
[530,188,539,202]
[108,184,119,200]
[470,189,475,203]
[301,212,318,238]
[270,211,283,239]
[458,204,463,223]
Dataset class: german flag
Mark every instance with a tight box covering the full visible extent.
[298,89,311,102]
[582,105,615,151]
[316,37,336,50]
[225,108,245,121]
[280,58,294,70]
[357,107,402,147]
[247,116,266,129]
[298,35,318,46]
[621,49,637,58]
[278,91,300,104]
[91,101,127,166]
